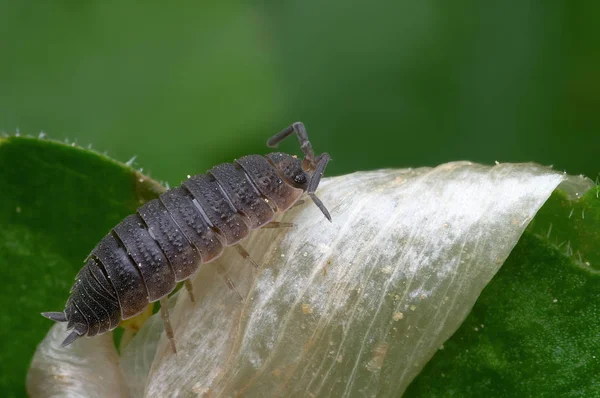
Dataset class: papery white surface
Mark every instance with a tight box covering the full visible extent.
[28,163,593,397]
[27,322,128,398]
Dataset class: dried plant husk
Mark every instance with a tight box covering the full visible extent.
[27,322,128,397]
[28,162,593,397]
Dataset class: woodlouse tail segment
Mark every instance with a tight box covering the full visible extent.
[41,311,67,323]
[308,153,332,222]
[61,330,83,347]
[42,312,86,346]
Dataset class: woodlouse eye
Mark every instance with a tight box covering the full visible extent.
[294,174,307,185]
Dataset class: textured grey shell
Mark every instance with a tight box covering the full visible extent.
[62,154,304,340]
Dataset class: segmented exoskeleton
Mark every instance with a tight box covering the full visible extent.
[42,122,331,351]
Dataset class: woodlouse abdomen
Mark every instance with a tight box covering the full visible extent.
[42,122,331,349]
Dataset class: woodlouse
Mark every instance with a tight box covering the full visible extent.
[41,122,331,351]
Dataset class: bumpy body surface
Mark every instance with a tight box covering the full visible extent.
[43,121,331,348]
[63,154,305,341]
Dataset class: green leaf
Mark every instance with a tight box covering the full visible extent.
[405,185,600,397]
[0,136,163,398]
[527,185,600,270]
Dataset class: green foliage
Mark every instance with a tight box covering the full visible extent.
[527,187,600,271]
[1,2,598,397]
[0,137,162,398]
[1,2,599,181]
[406,186,600,397]
[1,137,598,397]
[0,2,281,184]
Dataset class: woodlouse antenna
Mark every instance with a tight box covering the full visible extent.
[308,153,332,222]
[267,122,315,167]
[268,123,332,221]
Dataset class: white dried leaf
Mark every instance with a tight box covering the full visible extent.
[28,162,593,397]
[27,322,128,397]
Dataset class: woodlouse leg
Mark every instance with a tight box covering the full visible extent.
[267,122,315,167]
[262,221,294,229]
[215,264,244,301]
[292,199,306,208]
[307,153,332,222]
[159,297,177,354]
[184,280,196,303]
[234,244,259,269]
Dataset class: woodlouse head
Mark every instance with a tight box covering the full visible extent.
[266,152,309,190]
[267,151,332,222]
[265,122,332,221]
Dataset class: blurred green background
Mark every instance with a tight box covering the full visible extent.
[1,2,599,396]
[1,1,599,183]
